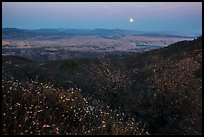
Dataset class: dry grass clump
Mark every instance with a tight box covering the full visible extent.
[2,77,148,135]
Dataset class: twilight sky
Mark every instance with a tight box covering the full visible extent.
[2,2,202,34]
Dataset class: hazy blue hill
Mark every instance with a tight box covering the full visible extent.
[2,28,196,40]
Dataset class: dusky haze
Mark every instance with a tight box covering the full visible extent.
[2,2,202,35]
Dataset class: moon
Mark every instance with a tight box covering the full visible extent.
[129,18,134,23]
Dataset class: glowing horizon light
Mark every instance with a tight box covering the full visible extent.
[129,18,134,23]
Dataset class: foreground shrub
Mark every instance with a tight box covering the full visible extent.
[2,77,148,135]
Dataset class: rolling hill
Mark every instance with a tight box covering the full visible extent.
[2,36,202,135]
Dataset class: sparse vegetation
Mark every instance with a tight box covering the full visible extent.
[2,76,148,135]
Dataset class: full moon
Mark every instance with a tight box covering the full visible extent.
[130,18,134,23]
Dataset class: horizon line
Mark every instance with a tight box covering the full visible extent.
[2,27,202,35]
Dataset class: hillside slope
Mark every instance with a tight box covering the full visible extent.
[2,36,202,135]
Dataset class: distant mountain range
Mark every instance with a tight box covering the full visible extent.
[2,28,199,40]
